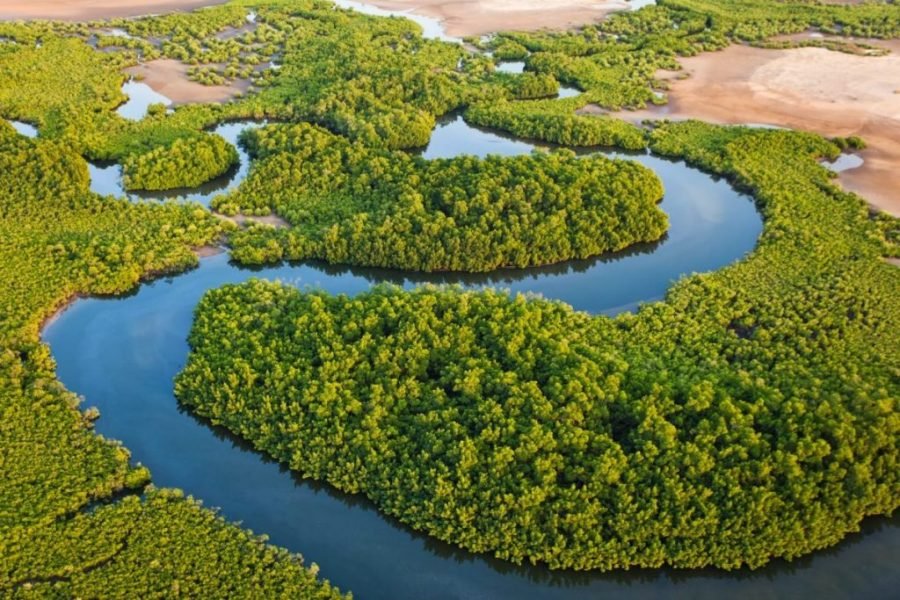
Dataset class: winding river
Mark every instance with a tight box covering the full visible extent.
[32,1,899,597]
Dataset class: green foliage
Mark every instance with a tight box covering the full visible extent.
[503,72,562,100]
[0,121,341,596]
[217,123,667,271]
[1,489,342,598]
[2,0,899,592]
[660,0,900,41]
[0,37,127,140]
[121,134,238,191]
[492,40,529,60]
[466,99,648,150]
[177,123,900,571]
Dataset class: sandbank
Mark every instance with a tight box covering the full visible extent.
[126,59,248,104]
[611,41,900,216]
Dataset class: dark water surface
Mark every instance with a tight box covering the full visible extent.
[41,59,896,600]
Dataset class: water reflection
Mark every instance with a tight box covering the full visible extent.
[496,61,525,74]
[38,1,898,598]
[116,79,173,121]
[44,242,899,600]
[332,0,458,43]
[43,28,896,599]
[823,152,864,173]
[9,119,38,138]
[89,120,265,206]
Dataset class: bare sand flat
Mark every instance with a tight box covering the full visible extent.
[223,213,290,228]
[194,245,225,258]
[613,42,900,216]
[126,60,248,104]
[359,0,632,37]
[0,0,630,29]
[0,0,224,21]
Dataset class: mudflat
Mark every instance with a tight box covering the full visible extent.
[126,60,249,104]
[612,40,900,216]
[0,0,225,20]
[353,0,634,37]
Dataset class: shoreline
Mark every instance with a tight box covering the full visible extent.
[611,41,900,216]
[125,60,248,105]
[39,244,222,335]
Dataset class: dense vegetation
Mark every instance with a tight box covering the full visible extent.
[177,122,899,571]
[3,0,895,187]
[121,134,238,191]
[217,123,666,270]
[465,99,647,150]
[468,0,900,142]
[0,121,342,596]
[2,0,899,594]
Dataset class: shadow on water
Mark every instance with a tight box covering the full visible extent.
[88,120,266,207]
[42,265,900,597]
[185,401,900,590]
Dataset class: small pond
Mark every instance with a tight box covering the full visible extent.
[9,119,38,137]
[116,79,173,121]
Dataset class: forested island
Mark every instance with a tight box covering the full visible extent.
[1,0,898,597]
[219,123,667,270]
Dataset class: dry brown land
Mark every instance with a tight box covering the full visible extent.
[358,0,633,37]
[126,60,249,104]
[194,245,225,258]
[222,213,290,228]
[0,0,226,20]
[609,40,900,216]
[0,0,632,30]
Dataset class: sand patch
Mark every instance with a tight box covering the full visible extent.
[126,59,248,105]
[194,244,225,258]
[0,0,225,21]
[613,43,900,216]
[355,0,635,37]
[220,212,290,229]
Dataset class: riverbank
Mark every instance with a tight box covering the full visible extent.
[611,40,900,216]
[0,0,225,20]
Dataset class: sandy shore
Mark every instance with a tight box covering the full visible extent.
[611,40,900,216]
[126,60,248,104]
[356,0,632,37]
[0,0,226,20]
